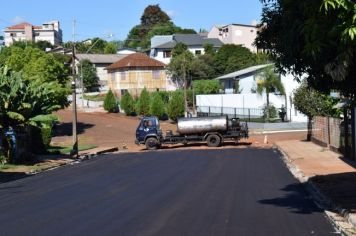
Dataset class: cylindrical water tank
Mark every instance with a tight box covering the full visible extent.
[177,116,228,135]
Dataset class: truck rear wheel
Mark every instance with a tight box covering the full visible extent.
[206,134,221,147]
[145,137,158,150]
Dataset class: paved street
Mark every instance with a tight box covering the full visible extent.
[0,148,337,236]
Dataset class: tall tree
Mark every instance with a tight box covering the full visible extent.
[256,66,285,120]
[256,0,356,98]
[293,80,337,140]
[214,44,257,76]
[78,59,100,92]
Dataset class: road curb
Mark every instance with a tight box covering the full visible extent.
[275,144,356,235]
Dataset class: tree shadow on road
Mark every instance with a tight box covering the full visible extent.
[310,172,356,213]
[258,183,324,214]
[0,171,31,184]
[53,122,95,137]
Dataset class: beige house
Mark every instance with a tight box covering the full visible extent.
[3,21,62,46]
[208,24,259,52]
[76,54,127,91]
[106,53,175,97]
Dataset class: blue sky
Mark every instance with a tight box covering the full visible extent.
[0,0,263,42]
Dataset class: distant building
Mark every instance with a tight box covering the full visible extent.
[208,24,259,52]
[76,54,128,91]
[3,20,62,46]
[106,52,176,97]
[150,34,223,64]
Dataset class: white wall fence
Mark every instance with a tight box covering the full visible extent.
[196,94,307,122]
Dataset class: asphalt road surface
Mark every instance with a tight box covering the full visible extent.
[0,148,338,236]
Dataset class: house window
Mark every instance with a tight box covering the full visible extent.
[10,33,16,37]
[195,50,201,55]
[35,32,40,37]
[120,71,126,80]
[152,70,160,80]
[163,50,171,58]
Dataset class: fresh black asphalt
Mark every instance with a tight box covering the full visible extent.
[0,148,338,235]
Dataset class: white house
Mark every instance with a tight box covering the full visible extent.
[208,23,259,52]
[196,64,307,122]
[150,34,223,64]
[3,21,62,46]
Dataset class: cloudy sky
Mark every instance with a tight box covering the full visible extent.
[0,0,262,42]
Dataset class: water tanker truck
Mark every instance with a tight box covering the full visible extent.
[135,116,248,150]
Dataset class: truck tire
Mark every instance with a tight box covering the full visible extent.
[206,134,221,147]
[145,137,158,150]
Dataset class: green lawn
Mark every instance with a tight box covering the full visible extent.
[47,144,97,154]
[83,94,106,102]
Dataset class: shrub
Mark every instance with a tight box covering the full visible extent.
[120,92,135,116]
[193,80,221,94]
[137,88,150,115]
[168,91,185,121]
[103,89,119,113]
[150,93,165,119]
[262,104,277,119]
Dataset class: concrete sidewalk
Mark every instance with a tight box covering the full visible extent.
[276,140,356,234]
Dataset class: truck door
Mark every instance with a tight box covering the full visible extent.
[136,118,157,141]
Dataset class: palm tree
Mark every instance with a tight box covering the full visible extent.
[256,66,286,120]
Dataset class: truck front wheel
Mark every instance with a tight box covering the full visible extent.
[206,134,221,147]
[145,137,159,150]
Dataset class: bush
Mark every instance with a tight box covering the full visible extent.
[120,92,135,116]
[193,80,221,94]
[103,89,119,113]
[168,91,185,121]
[262,104,277,119]
[156,91,171,104]
[150,93,166,119]
[137,88,150,115]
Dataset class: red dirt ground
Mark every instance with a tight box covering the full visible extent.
[53,109,307,152]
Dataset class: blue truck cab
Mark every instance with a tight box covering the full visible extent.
[135,116,162,149]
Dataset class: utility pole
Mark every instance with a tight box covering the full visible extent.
[71,19,78,157]
[182,56,188,118]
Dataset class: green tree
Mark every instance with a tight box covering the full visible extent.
[121,92,135,115]
[0,69,63,162]
[140,4,170,27]
[104,42,117,54]
[167,91,185,121]
[78,59,100,92]
[12,40,53,51]
[168,50,194,88]
[214,44,257,76]
[293,80,337,140]
[103,89,118,112]
[256,0,356,98]
[172,42,188,58]
[137,88,151,115]
[125,5,196,50]
[193,80,221,94]
[150,92,165,118]
[256,66,285,120]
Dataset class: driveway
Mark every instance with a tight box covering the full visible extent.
[0,148,337,235]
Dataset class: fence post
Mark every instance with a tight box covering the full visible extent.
[208,106,211,117]
[344,109,349,158]
[248,109,251,122]
[234,108,237,118]
[221,106,223,116]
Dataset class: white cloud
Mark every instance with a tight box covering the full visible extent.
[12,16,25,24]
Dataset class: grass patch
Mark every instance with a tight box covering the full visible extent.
[0,164,19,170]
[47,144,97,154]
[83,94,106,102]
